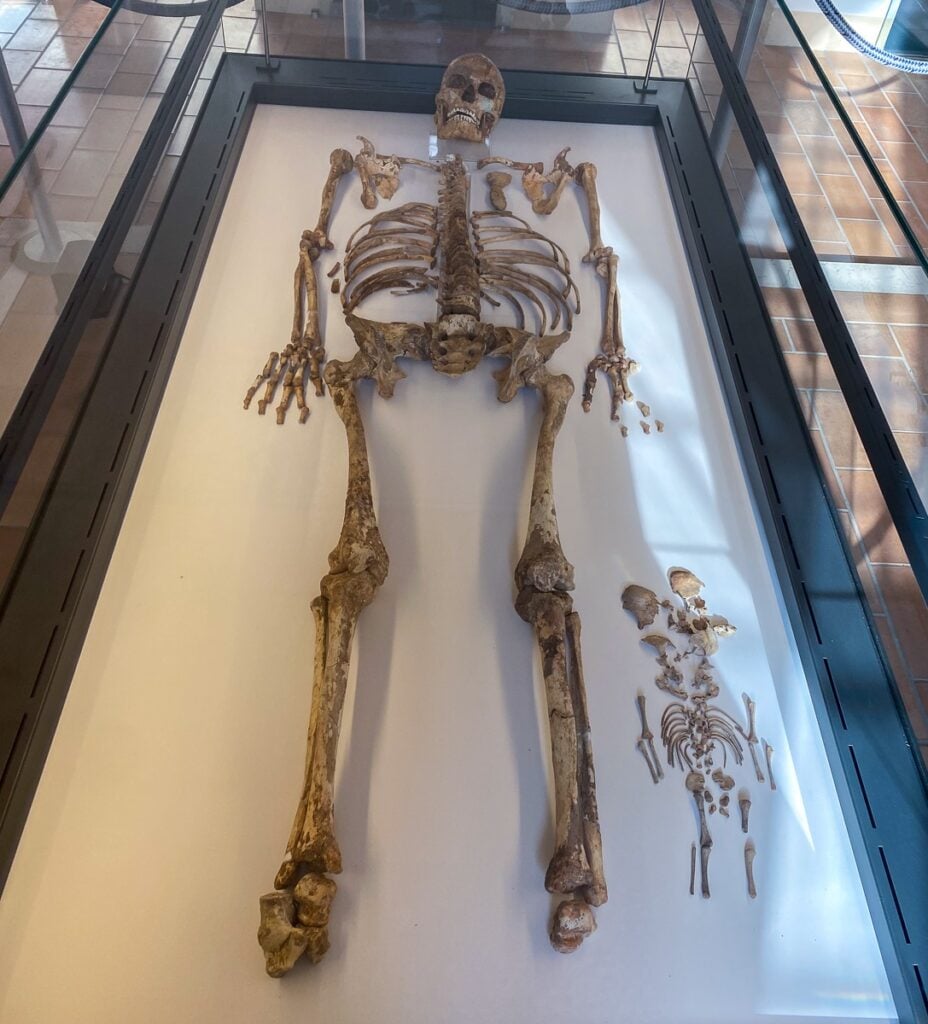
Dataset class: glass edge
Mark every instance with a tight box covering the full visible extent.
[0,0,129,205]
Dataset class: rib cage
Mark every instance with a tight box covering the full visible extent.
[473,210,579,335]
[341,163,579,339]
[342,202,438,314]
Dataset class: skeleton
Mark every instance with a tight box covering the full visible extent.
[246,55,648,976]
[622,569,774,899]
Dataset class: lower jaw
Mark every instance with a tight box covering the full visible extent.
[440,120,483,142]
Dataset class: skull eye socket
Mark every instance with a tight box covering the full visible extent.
[478,82,497,99]
[447,74,467,91]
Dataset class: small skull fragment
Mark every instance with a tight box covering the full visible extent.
[669,568,704,601]
[622,584,660,629]
[690,622,719,657]
[641,633,675,656]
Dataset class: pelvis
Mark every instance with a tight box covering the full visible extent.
[344,313,571,398]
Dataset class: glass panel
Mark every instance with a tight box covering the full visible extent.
[711,94,928,767]
[256,0,698,74]
[0,0,130,194]
[0,4,209,590]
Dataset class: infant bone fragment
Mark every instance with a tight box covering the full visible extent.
[763,740,777,791]
[636,693,664,782]
[744,840,757,898]
[739,790,751,833]
[687,770,713,898]
[739,692,765,783]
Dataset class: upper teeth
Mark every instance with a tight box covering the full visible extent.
[448,107,479,124]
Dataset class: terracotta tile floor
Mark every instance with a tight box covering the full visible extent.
[765,285,928,751]
[1,0,927,767]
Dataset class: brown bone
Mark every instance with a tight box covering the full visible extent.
[258,350,389,976]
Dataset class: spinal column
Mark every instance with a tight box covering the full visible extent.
[438,156,480,319]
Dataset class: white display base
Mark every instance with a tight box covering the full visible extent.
[0,106,896,1023]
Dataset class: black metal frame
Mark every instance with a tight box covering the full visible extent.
[0,54,924,1021]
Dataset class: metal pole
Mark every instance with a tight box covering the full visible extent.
[709,0,765,161]
[343,0,365,60]
[0,51,62,261]
[259,0,271,68]
[637,0,668,94]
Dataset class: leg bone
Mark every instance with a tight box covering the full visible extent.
[744,840,757,898]
[739,789,751,834]
[258,353,388,975]
[740,692,765,783]
[763,740,776,791]
[509,363,606,946]
[636,692,663,781]
[686,771,712,899]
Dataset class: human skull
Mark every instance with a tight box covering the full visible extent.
[435,54,505,143]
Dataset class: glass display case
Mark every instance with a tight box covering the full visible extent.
[0,5,925,1022]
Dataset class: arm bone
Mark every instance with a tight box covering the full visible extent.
[243,147,354,421]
